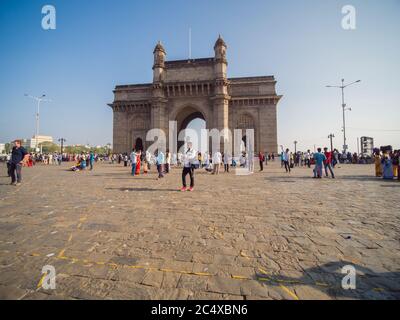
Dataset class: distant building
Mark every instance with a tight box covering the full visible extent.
[0,143,5,154]
[22,135,53,149]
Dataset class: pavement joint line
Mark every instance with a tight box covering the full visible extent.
[3,249,380,293]
[36,273,46,289]
[279,284,300,300]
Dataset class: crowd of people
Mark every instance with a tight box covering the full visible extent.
[5,138,399,187]
[374,149,400,180]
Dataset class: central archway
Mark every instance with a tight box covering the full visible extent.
[175,106,207,153]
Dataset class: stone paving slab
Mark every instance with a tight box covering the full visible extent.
[0,161,399,300]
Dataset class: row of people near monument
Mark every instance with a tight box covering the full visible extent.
[279,149,374,169]
[117,149,258,176]
[280,147,336,178]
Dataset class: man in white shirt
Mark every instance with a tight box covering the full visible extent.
[145,150,152,170]
[282,148,291,173]
[165,150,171,173]
[212,151,222,175]
[181,142,196,191]
[304,150,311,168]
[156,150,165,179]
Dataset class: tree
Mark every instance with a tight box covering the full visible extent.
[40,141,59,153]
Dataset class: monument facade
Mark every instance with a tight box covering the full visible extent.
[109,36,282,154]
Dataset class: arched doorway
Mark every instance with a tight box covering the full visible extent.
[175,106,207,153]
[236,113,257,153]
[134,137,144,151]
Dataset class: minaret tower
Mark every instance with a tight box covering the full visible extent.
[151,41,168,146]
[212,35,230,145]
[153,41,166,83]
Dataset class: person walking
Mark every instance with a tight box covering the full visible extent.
[130,149,137,176]
[181,142,196,191]
[9,140,28,186]
[323,147,335,178]
[282,148,291,173]
[313,148,326,179]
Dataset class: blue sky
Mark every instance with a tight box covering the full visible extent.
[0,0,399,152]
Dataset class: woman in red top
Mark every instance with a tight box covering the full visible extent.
[135,150,141,175]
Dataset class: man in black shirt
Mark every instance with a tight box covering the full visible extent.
[10,140,28,186]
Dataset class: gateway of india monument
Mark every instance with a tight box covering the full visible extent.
[108,35,282,154]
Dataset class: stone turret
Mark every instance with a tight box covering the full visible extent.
[214,35,227,80]
[212,35,230,137]
[151,41,168,143]
[153,41,166,83]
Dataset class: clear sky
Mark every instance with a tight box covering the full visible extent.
[0,0,399,152]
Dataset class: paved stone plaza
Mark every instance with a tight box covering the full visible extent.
[0,161,399,300]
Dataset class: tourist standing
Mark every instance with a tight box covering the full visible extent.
[130,149,137,176]
[374,150,382,177]
[197,152,203,168]
[382,154,394,180]
[304,150,311,168]
[165,150,171,173]
[89,151,95,171]
[135,150,142,175]
[313,148,326,179]
[80,153,87,170]
[258,151,264,171]
[212,151,222,175]
[123,154,128,167]
[181,142,196,191]
[156,150,165,179]
[9,140,28,186]
[391,150,399,178]
[323,147,335,178]
[223,152,230,173]
[6,153,11,177]
[397,150,400,181]
[204,151,209,168]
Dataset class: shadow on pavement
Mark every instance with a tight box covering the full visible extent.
[254,260,400,299]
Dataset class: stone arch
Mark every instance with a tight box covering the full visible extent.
[170,104,209,152]
[235,111,258,153]
[134,137,144,151]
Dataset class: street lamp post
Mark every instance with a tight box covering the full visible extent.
[326,79,360,154]
[24,93,51,152]
[58,138,66,154]
[328,133,335,152]
[294,141,298,154]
